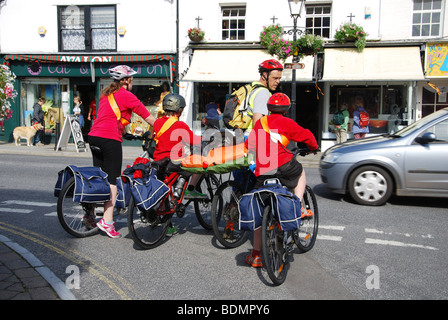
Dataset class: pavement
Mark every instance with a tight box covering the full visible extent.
[0,140,321,300]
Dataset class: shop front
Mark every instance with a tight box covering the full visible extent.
[1,54,175,145]
[424,43,448,117]
[320,46,426,151]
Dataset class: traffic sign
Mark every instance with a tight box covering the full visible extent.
[284,62,305,69]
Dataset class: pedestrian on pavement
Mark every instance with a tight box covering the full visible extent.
[32,97,45,146]
[205,94,221,129]
[88,65,156,238]
[73,96,85,128]
[334,102,350,143]
[353,104,369,140]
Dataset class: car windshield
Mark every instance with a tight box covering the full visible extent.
[394,108,448,137]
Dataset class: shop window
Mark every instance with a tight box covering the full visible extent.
[422,86,448,117]
[99,78,170,135]
[327,85,408,135]
[58,5,117,52]
[412,0,442,37]
[20,79,69,133]
[221,6,246,40]
[306,4,331,38]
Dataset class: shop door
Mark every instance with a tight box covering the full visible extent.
[72,81,97,137]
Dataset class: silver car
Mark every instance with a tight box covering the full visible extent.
[319,108,448,206]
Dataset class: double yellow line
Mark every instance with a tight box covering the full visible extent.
[0,221,143,300]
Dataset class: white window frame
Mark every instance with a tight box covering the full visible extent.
[221,5,246,41]
[412,0,443,37]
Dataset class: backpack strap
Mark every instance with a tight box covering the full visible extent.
[108,94,130,126]
[153,116,178,143]
[259,116,290,147]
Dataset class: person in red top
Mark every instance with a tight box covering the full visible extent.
[244,93,319,267]
[88,65,155,238]
[152,93,205,200]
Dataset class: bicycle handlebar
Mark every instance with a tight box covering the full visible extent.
[293,147,320,157]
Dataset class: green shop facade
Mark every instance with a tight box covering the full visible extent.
[0,53,176,145]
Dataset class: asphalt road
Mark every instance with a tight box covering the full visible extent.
[1,152,447,301]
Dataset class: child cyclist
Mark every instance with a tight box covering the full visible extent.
[152,93,207,199]
[244,93,319,267]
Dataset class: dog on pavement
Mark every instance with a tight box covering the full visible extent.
[13,123,44,146]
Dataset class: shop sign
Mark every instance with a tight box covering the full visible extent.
[10,61,169,78]
[426,43,448,78]
[284,62,305,69]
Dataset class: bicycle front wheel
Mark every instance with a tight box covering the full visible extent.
[261,204,288,286]
[210,180,248,248]
[193,174,219,230]
[57,177,100,238]
[127,197,171,250]
[294,185,319,252]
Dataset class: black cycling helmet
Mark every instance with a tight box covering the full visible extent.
[163,93,186,112]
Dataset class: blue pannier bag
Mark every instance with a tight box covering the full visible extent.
[118,163,169,211]
[54,165,110,203]
[238,182,302,232]
[115,175,132,209]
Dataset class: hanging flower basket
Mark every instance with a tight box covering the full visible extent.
[334,22,368,52]
[259,24,292,61]
[0,65,17,124]
[260,25,326,61]
[293,33,325,58]
[188,27,205,42]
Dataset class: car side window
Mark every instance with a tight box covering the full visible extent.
[420,119,448,143]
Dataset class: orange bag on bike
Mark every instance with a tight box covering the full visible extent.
[181,143,248,168]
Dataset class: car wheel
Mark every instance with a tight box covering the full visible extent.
[348,166,393,206]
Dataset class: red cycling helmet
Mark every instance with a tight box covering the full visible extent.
[258,59,284,74]
[267,93,290,114]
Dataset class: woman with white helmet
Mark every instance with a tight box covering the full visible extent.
[88,65,156,238]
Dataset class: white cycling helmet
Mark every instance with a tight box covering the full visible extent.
[109,65,137,80]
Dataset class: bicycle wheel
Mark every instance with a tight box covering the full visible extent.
[210,180,248,248]
[57,177,100,238]
[294,185,319,252]
[193,174,219,230]
[261,204,288,286]
[127,197,171,250]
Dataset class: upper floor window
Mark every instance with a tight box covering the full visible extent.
[58,5,116,52]
[412,0,442,37]
[305,4,331,38]
[221,6,246,40]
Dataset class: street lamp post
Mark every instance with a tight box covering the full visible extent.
[287,0,306,122]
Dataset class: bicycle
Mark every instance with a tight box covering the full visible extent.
[261,149,319,285]
[127,160,219,249]
[56,133,218,241]
[210,166,255,248]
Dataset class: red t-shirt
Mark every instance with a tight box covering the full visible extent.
[245,114,319,176]
[152,116,202,161]
[88,87,150,142]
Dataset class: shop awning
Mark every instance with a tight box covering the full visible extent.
[3,53,174,63]
[322,47,426,82]
[182,49,314,83]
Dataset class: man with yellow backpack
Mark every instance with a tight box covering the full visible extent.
[223,59,284,133]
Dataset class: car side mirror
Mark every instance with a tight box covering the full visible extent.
[419,132,436,144]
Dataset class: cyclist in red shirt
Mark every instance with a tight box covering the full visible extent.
[88,65,155,238]
[152,93,206,200]
[244,93,319,267]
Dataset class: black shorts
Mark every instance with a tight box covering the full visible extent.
[88,136,122,185]
[255,157,303,189]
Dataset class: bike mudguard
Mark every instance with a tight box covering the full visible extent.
[238,183,301,231]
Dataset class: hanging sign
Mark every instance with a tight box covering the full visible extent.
[284,63,305,70]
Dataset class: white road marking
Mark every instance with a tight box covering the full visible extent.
[2,200,55,207]
[365,238,438,251]
[0,208,33,214]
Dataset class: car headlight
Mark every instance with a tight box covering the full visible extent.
[322,152,342,164]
